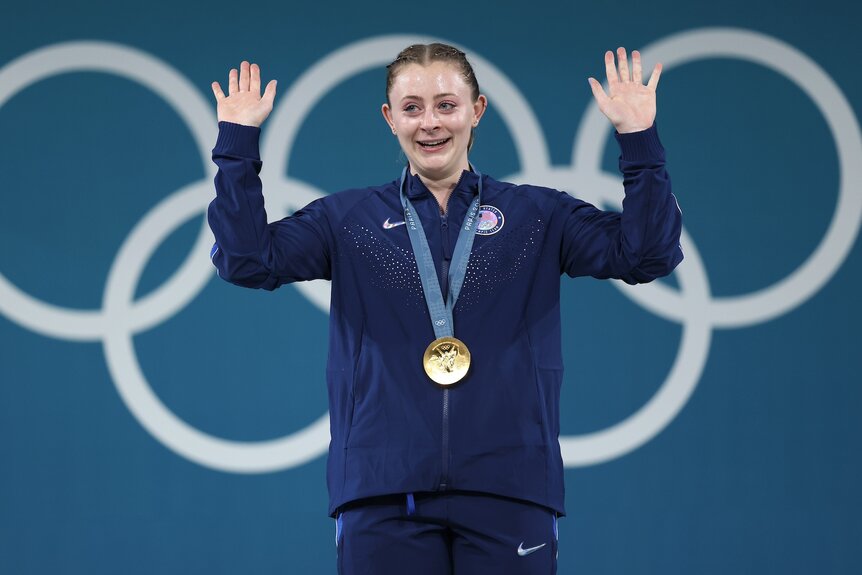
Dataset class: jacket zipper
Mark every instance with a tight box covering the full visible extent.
[439,208,451,490]
[430,178,460,491]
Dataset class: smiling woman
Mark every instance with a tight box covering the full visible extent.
[380,43,487,211]
[207,42,681,575]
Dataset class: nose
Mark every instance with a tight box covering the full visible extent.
[420,107,440,131]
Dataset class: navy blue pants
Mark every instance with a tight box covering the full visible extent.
[335,491,559,574]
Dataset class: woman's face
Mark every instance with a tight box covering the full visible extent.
[382,61,487,182]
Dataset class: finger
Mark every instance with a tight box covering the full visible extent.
[228,68,238,95]
[211,81,225,100]
[250,63,261,95]
[262,79,277,105]
[632,50,643,84]
[604,50,619,88]
[647,62,662,91]
[239,61,250,92]
[617,47,630,82]
[587,77,609,106]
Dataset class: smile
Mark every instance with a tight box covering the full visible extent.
[417,138,451,150]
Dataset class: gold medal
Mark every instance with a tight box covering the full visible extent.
[423,336,471,386]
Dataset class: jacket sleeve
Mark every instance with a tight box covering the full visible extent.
[559,123,683,285]
[207,121,332,290]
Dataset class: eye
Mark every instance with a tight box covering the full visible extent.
[403,103,420,113]
[438,101,456,111]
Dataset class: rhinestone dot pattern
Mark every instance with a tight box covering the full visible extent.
[340,218,427,311]
[337,213,547,314]
[457,219,546,311]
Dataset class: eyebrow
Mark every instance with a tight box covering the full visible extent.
[400,93,458,102]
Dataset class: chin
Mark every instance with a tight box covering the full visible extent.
[411,151,464,178]
[414,161,454,180]
[410,152,444,169]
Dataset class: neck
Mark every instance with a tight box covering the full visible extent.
[410,165,468,214]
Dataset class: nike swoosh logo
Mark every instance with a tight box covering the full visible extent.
[383,218,406,229]
[517,542,546,556]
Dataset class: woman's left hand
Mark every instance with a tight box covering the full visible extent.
[588,47,661,134]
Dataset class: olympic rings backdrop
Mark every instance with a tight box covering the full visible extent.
[1,1,860,573]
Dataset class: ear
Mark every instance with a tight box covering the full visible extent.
[381,103,396,134]
[472,95,488,127]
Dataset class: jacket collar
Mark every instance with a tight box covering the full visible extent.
[405,165,481,200]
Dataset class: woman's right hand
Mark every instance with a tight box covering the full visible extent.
[211,61,277,128]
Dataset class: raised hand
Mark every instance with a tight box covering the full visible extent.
[211,61,277,128]
[588,47,661,134]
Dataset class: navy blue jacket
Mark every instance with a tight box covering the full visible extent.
[208,121,683,517]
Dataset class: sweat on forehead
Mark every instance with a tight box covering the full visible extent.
[390,62,472,100]
[385,42,480,104]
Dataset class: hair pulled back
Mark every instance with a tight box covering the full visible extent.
[386,43,481,151]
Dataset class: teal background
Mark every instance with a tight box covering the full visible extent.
[1,0,861,573]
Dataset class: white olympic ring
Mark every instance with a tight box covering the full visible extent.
[0,42,217,341]
[572,28,862,330]
[0,28,858,472]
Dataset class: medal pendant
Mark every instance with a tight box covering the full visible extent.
[423,336,471,386]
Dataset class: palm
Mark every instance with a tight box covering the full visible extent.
[588,47,661,134]
[211,61,277,128]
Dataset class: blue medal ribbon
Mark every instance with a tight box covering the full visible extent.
[399,167,482,339]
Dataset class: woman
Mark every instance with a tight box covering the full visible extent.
[208,43,681,575]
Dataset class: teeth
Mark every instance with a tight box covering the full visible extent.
[420,139,448,146]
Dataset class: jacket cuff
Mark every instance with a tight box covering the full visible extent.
[214,121,261,160]
[614,122,664,162]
